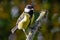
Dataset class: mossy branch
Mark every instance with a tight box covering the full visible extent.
[26,10,47,40]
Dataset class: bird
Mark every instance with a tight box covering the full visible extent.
[11,5,34,36]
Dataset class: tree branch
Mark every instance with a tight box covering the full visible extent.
[26,10,47,40]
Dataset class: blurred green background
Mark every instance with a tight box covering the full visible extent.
[0,0,60,40]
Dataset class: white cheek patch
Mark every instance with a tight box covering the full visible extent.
[24,8,30,12]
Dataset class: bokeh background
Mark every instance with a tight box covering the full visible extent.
[0,0,60,40]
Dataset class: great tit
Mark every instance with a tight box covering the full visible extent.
[11,5,34,34]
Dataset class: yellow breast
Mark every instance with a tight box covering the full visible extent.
[18,13,30,29]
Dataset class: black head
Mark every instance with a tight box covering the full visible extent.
[26,5,33,9]
[24,5,34,17]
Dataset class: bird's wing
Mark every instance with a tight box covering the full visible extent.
[11,12,25,34]
[16,12,25,25]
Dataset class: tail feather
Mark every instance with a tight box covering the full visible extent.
[11,26,18,34]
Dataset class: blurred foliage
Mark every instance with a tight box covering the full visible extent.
[0,0,60,40]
